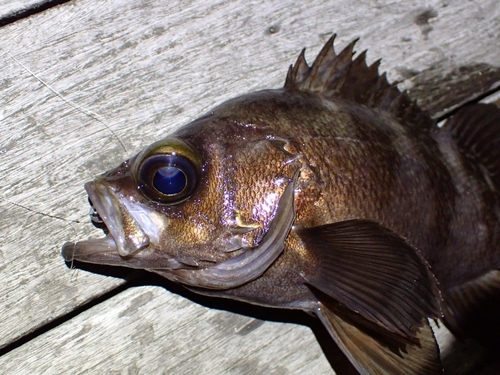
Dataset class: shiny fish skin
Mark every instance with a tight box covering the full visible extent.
[62,35,500,374]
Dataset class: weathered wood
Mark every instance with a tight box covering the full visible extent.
[1,0,499,373]
[0,286,333,374]
[0,1,45,18]
[0,0,71,27]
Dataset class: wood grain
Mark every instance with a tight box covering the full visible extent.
[0,1,48,19]
[1,0,499,373]
[0,286,332,374]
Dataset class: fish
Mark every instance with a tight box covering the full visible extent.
[62,35,500,374]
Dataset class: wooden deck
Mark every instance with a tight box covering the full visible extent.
[1,0,499,373]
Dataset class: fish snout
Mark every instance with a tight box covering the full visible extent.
[85,180,150,257]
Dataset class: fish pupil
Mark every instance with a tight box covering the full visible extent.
[153,166,187,195]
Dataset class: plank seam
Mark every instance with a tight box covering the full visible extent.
[0,0,73,27]
[435,85,500,123]
[0,280,133,356]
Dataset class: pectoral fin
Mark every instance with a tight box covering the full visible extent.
[316,297,443,375]
[297,219,442,338]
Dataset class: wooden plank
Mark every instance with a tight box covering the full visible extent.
[0,1,43,17]
[0,0,64,23]
[0,0,499,373]
[0,286,333,374]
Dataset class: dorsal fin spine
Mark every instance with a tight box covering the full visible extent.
[284,35,435,132]
[308,34,337,84]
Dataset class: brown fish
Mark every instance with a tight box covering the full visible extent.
[62,35,500,374]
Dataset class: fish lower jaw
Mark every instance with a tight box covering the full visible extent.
[61,234,118,262]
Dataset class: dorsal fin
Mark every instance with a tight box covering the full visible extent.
[284,34,435,132]
[441,103,500,188]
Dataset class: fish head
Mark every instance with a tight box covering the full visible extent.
[63,91,303,289]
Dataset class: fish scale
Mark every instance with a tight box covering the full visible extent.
[62,35,500,374]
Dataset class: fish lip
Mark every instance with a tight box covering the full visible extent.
[62,180,138,262]
[88,180,153,257]
[61,181,121,262]
[86,180,124,250]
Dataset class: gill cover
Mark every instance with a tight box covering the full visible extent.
[153,172,299,289]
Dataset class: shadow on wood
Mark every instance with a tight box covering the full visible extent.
[60,261,498,375]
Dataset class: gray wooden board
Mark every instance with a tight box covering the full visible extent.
[0,286,332,374]
[0,0,499,373]
[0,1,49,20]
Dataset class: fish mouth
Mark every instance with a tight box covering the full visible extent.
[88,197,108,233]
[62,181,122,264]
[62,180,185,269]
[62,181,145,263]
[62,173,298,288]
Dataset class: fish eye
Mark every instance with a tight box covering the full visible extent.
[135,139,202,204]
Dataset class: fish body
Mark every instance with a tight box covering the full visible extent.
[63,36,500,374]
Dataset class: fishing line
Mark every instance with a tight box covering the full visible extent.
[1,196,82,279]
[0,197,81,269]
[6,40,127,275]
[6,42,128,282]
[6,52,128,153]
[0,196,80,224]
